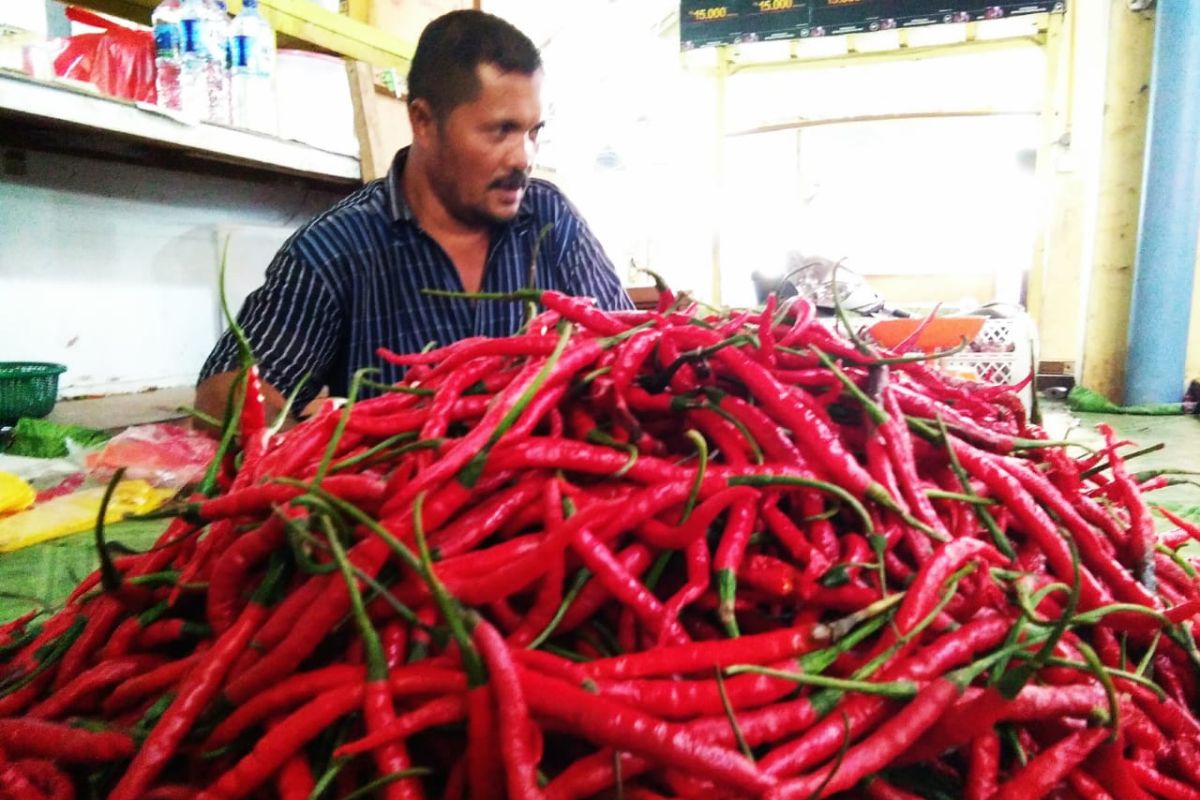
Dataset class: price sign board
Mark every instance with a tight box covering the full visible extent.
[681,0,1064,48]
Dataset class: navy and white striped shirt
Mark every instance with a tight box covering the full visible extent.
[200,148,633,407]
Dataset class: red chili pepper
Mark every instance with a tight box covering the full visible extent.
[202,664,363,749]
[906,682,1107,763]
[865,777,924,800]
[9,760,74,800]
[994,727,1108,800]
[951,440,1111,611]
[275,753,315,800]
[381,621,408,671]
[101,650,206,715]
[473,619,543,798]
[522,669,775,796]
[596,665,796,720]
[1099,424,1157,587]
[464,682,503,800]
[542,749,651,800]
[198,684,363,800]
[999,456,1159,608]
[762,615,1009,778]
[0,719,134,762]
[52,595,123,691]
[1085,737,1155,800]
[662,537,711,628]
[583,622,828,680]
[1068,769,1115,800]
[428,479,547,558]
[110,565,283,800]
[189,474,385,522]
[206,516,288,636]
[336,694,466,758]
[570,526,689,645]
[713,346,896,506]
[27,655,161,720]
[1127,761,1200,800]
[224,539,389,705]
[964,734,1003,800]
[767,677,960,797]
[0,760,51,800]
[713,496,759,634]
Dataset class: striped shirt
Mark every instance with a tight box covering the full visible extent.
[200,148,633,407]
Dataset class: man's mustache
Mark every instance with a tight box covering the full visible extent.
[490,172,529,191]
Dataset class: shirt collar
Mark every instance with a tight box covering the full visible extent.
[386,146,535,227]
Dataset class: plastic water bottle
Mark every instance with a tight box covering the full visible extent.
[205,0,232,125]
[230,0,277,135]
[152,0,183,111]
[177,0,210,119]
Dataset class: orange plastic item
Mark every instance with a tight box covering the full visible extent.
[867,317,986,352]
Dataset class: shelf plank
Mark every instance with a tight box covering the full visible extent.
[0,70,361,183]
[80,0,414,68]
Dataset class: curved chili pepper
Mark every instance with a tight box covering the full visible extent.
[110,563,284,800]
[464,682,502,800]
[10,760,74,800]
[965,729,1000,800]
[206,516,288,636]
[583,622,829,680]
[27,655,161,720]
[197,684,363,800]
[522,669,775,796]
[473,619,543,798]
[0,719,134,762]
[0,760,50,800]
[275,753,315,800]
[767,676,961,796]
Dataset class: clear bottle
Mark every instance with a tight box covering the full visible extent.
[204,0,232,125]
[151,0,183,111]
[177,0,209,119]
[229,0,277,135]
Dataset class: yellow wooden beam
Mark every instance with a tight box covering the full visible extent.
[1081,2,1155,401]
[723,29,1045,75]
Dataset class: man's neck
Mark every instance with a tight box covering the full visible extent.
[401,152,489,246]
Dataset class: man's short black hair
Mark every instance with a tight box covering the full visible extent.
[407,10,542,119]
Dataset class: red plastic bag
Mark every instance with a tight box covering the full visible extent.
[85,423,219,488]
[52,7,156,103]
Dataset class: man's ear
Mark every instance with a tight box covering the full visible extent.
[408,98,437,147]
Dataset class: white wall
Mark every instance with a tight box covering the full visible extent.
[0,151,346,396]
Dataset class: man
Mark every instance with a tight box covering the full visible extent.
[196,9,632,423]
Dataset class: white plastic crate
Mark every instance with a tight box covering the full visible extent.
[812,314,1037,413]
[937,316,1036,413]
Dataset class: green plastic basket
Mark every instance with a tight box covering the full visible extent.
[0,363,67,425]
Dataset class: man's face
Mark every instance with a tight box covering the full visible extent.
[424,64,545,227]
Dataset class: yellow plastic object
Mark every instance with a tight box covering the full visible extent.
[0,480,175,553]
[0,472,36,516]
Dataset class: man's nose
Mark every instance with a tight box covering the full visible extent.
[510,132,537,173]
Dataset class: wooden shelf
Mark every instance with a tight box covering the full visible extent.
[0,70,361,183]
[80,0,415,69]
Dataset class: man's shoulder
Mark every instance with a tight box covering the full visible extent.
[283,179,393,263]
[521,178,579,221]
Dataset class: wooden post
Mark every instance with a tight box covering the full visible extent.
[1079,3,1155,400]
[347,60,392,181]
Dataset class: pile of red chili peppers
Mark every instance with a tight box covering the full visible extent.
[2,287,1200,799]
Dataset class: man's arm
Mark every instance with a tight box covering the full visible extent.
[193,370,289,433]
[195,248,343,430]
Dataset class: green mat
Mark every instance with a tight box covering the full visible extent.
[0,518,169,623]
